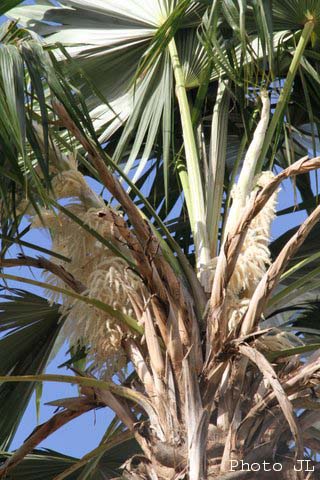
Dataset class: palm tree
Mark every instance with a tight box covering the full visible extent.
[1,1,320,478]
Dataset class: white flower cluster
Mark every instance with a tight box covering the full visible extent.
[227,171,279,330]
[32,160,142,378]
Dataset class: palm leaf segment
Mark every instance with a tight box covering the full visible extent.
[9,1,203,145]
[0,290,63,451]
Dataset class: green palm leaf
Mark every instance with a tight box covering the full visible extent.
[0,290,63,450]
[0,440,139,480]
[0,450,82,480]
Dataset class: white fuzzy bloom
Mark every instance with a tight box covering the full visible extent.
[31,209,59,229]
[31,161,143,378]
[52,169,88,199]
[227,171,279,330]
[227,296,250,331]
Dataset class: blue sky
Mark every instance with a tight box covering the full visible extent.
[0,0,319,465]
